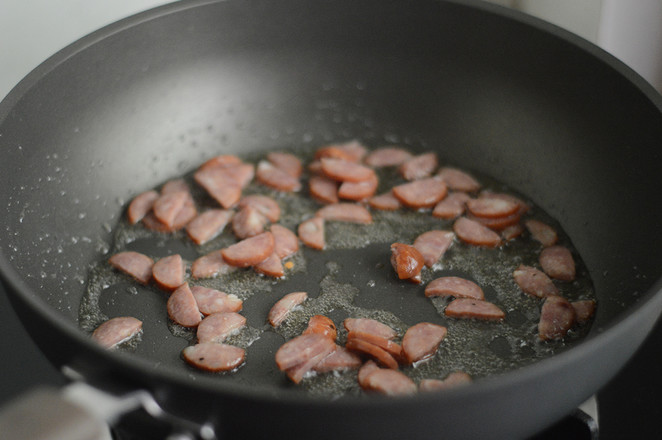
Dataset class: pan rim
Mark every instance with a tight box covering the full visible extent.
[1,0,662,410]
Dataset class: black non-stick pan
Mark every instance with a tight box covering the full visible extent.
[1,0,662,439]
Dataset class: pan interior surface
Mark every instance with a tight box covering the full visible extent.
[1,0,662,437]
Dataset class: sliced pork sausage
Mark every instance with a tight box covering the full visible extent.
[190,250,237,279]
[167,283,202,328]
[182,343,245,372]
[256,160,302,192]
[453,217,501,247]
[267,151,303,178]
[298,217,325,250]
[190,286,243,315]
[316,203,372,224]
[221,232,275,268]
[419,372,472,392]
[127,190,159,225]
[413,230,454,267]
[392,178,447,209]
[445,298,505,321]
[402,322,447,364]
[364,146,413,167]
[538,295,576,340]
[309,175,339,204]
[303,315,337,341]
[368,191,401,211]
[524,219,558,247]
[152,254,185,292]
[320,158,375,183]
[390,243,425,282]
[425,276,485,300]
[270,224,299,259]
[232,205,267,239]
[399,152,437,180]
[92,317,142,349]
[238,195,281,222]
[197,312,246,343]
[432,192,470,219]
[436,167,481,192]
[361,369,417,396]
[512,265,559,298]
[268,291,308,327]
[343,318,397,340]
[186,209,232,245]
[109,251,154,285]
[345,337,399,369]
[540,245,576,281]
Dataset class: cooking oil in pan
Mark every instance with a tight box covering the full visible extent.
[79,145,596,396]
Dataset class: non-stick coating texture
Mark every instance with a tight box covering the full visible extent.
[1,1,661,439]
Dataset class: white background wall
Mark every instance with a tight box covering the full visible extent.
[1,0,662,100]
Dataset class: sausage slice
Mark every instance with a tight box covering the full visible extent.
[413,230,454,267]
[316,203,372,224]
[445,298,505,321]
[256,160,302,192]
[345,337,399,369]
[513,265,559,298]
[190,286,243,315]
[190,250,237,279]
[538,295,576,340]
[524,219,558,247]
[276,333,336,371]
[361,369,417,396]
[186,209,233,245]
[436,167,481,192]
[338,172,379,201]
[369,191,401,211]
[303,315,338,341]
[399,152,437,180]
[453,217,501,247]
[222,232,275,267]
[109,251,154,285]
[238,195,281,222]
[92,317,142,349]
[267,151,303,178]
[313,346,362,372]
[321,158,375,183]
[197,312,246,343]
[425,276,485,300]
[572,300,596,324]
[364,147,413,167]
[127,190,159,225]
[298,217,325,250]
[152,254,185,292]
[232,205,267,239]
[466,197,519,219]
[254,252,285,278]
[182,343,245,372]
[270,224,299,259]
[194,165,244,208]
[167,283,202,328]
[308,175,339,204]
[432,192,470,219]
[419,372,472,392]
[392,178,447,209]
[402,322,447,364]
[346,330,403,361]
[390,243,425,282]
[268,291,308,327]
[343,318,397,340]
[539,245,576,281]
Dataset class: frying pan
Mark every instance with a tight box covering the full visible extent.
[1,0,662,438]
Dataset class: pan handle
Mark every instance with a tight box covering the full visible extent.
[0,380,217,440]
